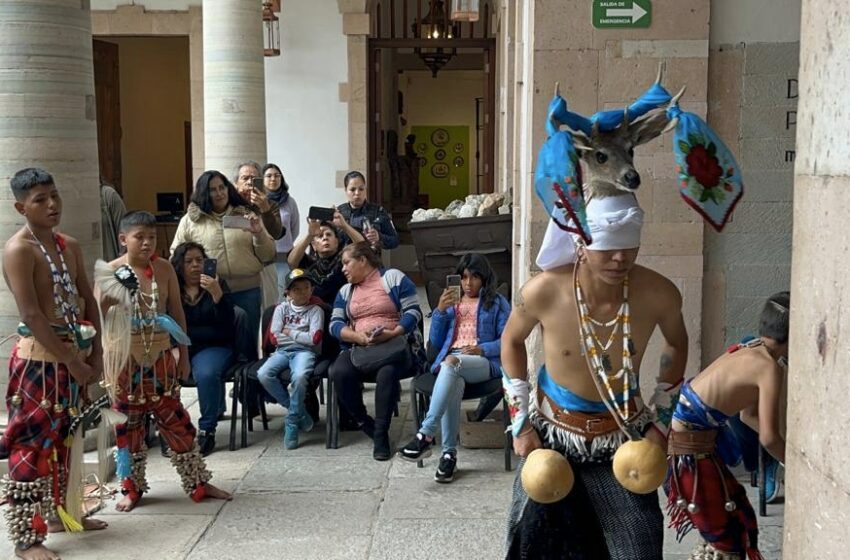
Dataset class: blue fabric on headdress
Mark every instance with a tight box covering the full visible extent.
[670,105,744,232]
[548,82,673,136]
[536,95,591,244]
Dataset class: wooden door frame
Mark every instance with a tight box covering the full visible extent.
[367,37,497,206]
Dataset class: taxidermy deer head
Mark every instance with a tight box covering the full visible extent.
[560,86,686,200]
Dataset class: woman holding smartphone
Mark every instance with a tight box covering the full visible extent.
[399,253,511,483]
[336,171,400,251]
[171,170,276,359]
[329,242,423,461]
[263,163,300,294]
[171,241,239,456]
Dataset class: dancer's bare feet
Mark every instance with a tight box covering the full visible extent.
[202,483,233,501]
[15,544,60,560]
[47,517,108,533]
[115,493,142,512]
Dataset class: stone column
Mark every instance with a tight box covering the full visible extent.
[0,0,102,352]
[203,0,267,176]
[784,1,850,557]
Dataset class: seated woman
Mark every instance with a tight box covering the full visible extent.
[399,253,511,482]
[171,241,239,456]
[287,217,363,306]
[329,242,423,461]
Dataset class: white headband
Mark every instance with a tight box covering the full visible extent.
[536,195,644,270]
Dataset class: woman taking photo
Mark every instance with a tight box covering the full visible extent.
[336,171,399,251]
[171,241,239,456]
[288,218,363,305]
[263,163,300,294]
[399,253,511,483]
[171,170,276,359]
[329,242,422,461]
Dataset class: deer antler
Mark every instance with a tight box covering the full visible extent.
[621,108,630,133]
[655,61,666,85]
[591,120,600,138]
[662,86,687,133]
[554,81,560,97]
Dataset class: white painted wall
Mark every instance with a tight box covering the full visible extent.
[92,0,201,9]
[264,0,349,218]
[710,0,801,44]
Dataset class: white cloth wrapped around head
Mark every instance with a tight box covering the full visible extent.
[536,195,645,270]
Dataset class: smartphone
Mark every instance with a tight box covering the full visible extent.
[202,258,217,277]
[251,177,265,192]
[308,206,336,222]
[222,215,251,230]
[446,274,462,299]
[368,326,385,341]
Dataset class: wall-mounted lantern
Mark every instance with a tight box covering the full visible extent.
[263,1,281,57]
[450,0,480,22]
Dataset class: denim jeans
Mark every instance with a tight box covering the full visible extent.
[419,353,492,455]
[257,347,317,427]
[190,346,234,432]
[230,287,262,361]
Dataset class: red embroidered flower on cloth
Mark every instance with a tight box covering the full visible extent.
[685,144,723,189]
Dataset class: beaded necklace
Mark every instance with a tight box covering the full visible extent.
[120,262,159,402]
[25,227,80,414]
[575,272,635,421]
[27,227,80,334]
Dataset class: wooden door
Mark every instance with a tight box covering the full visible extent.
[368,45,383,206]
[93,39,122,193]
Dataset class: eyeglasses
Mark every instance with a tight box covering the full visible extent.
[238,175,256,182]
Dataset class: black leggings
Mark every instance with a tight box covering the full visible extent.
[330,349,411,434]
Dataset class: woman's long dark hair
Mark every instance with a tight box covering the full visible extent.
[456,253,498,309]
[170,241,207,293]
[263,163,290,205]
[191,170,243,214]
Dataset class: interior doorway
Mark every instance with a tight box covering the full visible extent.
[92,36,192,218]
[368,1,497,273]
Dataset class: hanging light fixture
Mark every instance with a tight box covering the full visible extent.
[412,0,457,78]
[450,0,480,22]
[262,1,281,57]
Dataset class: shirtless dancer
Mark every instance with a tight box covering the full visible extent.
[666,292,788,560]
[1,168,108,560]
[97,211,231,511]
[503,195,688,559]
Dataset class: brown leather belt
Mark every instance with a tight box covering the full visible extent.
[542,392,639,439]
[668,428,717,455]
[16,336,90,363]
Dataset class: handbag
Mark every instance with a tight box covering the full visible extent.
[350,335,409,371]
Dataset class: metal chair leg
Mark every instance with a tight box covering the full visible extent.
[758,445,767,516]
[260,396,269,431]
[229,375,239,451]
[411,390,425,469]
[328,376,339,449]
[319,378,325,405]
[503,400,512,471]
[240,371,249,449]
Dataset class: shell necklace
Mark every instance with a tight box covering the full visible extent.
[575,273,635,421]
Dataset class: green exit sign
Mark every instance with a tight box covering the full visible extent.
[593,0,651,28]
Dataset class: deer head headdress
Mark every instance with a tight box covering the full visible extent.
[534,65,743,269]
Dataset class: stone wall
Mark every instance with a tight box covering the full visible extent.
[703,42,799,363]
[504,0,710,380]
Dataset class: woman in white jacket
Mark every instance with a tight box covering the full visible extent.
[171,170,275,358]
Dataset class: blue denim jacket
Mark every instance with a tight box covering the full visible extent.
[429,294,511,378]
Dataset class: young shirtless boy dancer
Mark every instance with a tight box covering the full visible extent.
[97,211,231,511]
[502,195,689,559]
[666,292,789,560]
[1,168,108,560]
